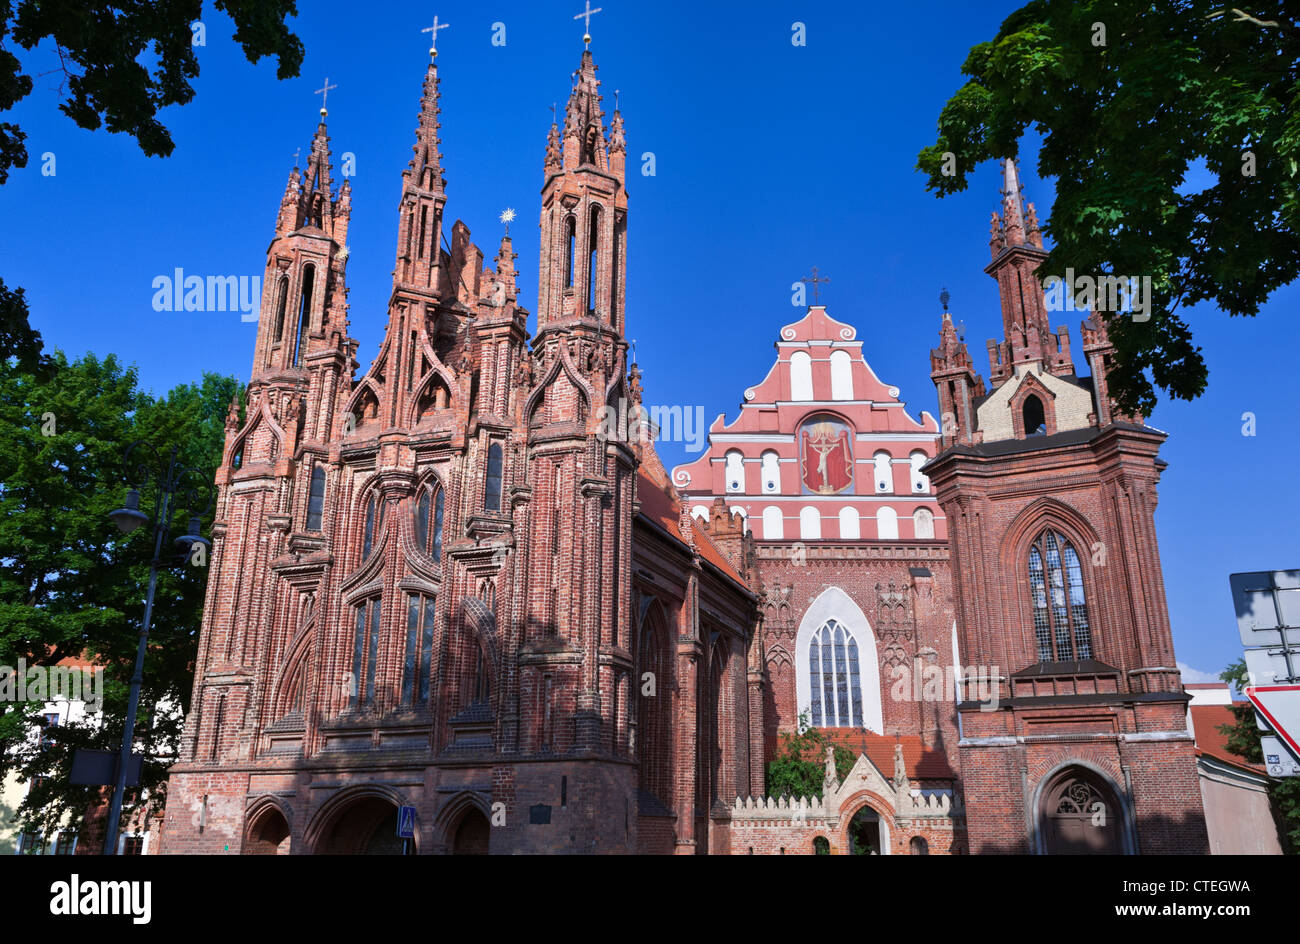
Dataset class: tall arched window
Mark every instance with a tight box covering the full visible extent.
[292,264,315,367]
[762,506,784,540]
[361,494,383,560]
[724,450,745,493]
[807,619,863,727]
[1027,529,1093,662]
[876,506,898,540]
[564,217,576,289]
[873,452,893,493]
[830,350,853,400]
[587,205,601,316]
[272,277,288,343]
[414,482,446,562]
[484,442,504,512]
[305,465,326,531]
[760,450,781,493]
[909,451,930,493]
[789,351,813,401]
[610,216,623,324]
[1023,394,1046,436]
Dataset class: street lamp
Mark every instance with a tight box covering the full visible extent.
[103,441,213,855]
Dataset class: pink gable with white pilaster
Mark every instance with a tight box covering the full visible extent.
[671,306,946,542]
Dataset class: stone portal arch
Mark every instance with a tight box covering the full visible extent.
[1033,763,1132,855]
[308,787,412,855]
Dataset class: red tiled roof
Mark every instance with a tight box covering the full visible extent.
[635,445,749,590]
[811,729,956,780]
[1191,703,1264,774]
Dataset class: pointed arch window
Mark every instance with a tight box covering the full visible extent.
[414,482,446,562]
[351,596,382,708]
[292,264,315,367]
[1027,529,1093,662]
[587,205,601,317]
[807,619,863,727]
[306,465,326,531]
[403,594,436,706]
[362,494,383,560]
[1023,394,1046,436]
[272,277,288,343]
[564,216,577,289]
[484,442,504,513]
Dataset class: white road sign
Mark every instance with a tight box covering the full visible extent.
[1245,685,1300,764]
[1260,734,1300,778]
[1230,570,1300,648]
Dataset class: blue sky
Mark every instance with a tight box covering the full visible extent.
[1,0,1294,682]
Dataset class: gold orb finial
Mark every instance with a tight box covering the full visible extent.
[583,33,591,44]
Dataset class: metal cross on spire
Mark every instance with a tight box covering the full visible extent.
[422,14,450,55]
[292,147,301,167]
[801,266,830,305]
[574,2,602,44]
[314,77,337,117]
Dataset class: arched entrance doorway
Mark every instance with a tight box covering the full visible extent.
[451,807,490,855]
[315,795,413,855]
[1039,767,1124,854]
[847,806,883,855]
[244,805,291,855]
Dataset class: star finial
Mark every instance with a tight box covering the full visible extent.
[499,207,516,236]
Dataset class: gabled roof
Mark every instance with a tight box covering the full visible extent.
[1190,703,1266,776]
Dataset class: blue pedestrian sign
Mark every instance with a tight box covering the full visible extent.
[397,805,417,839]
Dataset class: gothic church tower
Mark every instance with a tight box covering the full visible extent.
[926,160,1208,854]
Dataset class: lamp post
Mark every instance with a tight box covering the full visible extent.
[104,441,213,855]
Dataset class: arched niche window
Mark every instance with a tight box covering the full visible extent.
[484,441,504,513]
[913,507,935,540]
[762,506,784,540]
[873,451,893,493]
[807,619,863,727]
[414,482,446,563]
[909,451,930,493]
[471,642,491,705]
[564,216,577,289]
[724,450,745,493]
[271,277,288,343]
[799,506,821,540]
[305,465,326,531]
[876,506,898,540]
[610,215,623,324]
[292,264,315,367]
[361,494,384,560]
[1023,394,1046,436]
[813,836,831,855]
[910,836,929,855]
[838,506,860,540]
[760,450,781,493]
[587,205,601,317]
[1027,528,1094,662]
[830,349,853,400]
[789,351,813,401]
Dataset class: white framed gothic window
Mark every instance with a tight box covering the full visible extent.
[790,351,813,401]
[795,588,882,732]
[830,350,853,400]
[724,450,745,493]
[909,450,930,493]
[873,451,893,493]
[762,506,784,540]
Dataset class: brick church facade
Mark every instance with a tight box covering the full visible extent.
[158,39,1208,855]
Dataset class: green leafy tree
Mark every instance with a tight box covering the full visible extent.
[0,351,241,840]
[1218,659,1300,853]
[0,1,304,366]
[765,712,857,800]
[918,1,1300,416]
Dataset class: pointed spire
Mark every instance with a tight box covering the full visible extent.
[562,49,606,169]
[545,109,561,173]
[300,120,335,231]
[1001,157,1026,247]
[406,51,446,193]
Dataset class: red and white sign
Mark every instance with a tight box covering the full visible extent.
[1244,685,1300,762]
